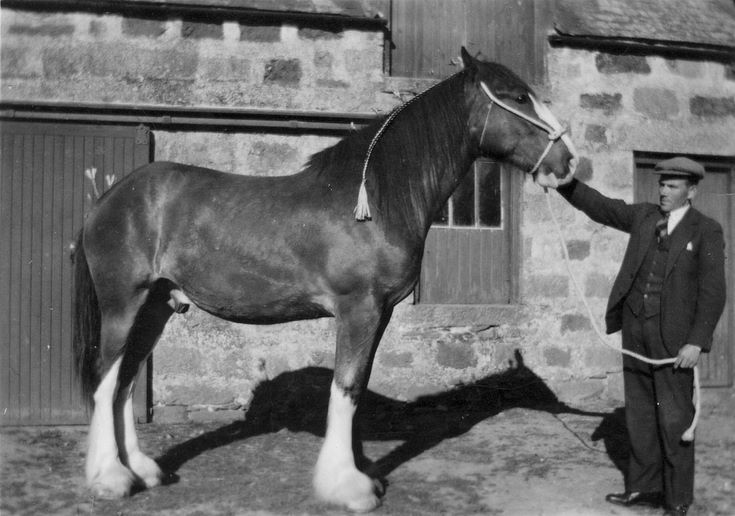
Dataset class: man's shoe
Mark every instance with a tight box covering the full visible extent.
[663,505,689,515]
[605,491,663,507]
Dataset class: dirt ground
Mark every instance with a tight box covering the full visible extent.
[2,366,734,516]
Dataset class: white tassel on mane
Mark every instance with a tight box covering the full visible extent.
[353,180,371,221]
[353,73,462,222]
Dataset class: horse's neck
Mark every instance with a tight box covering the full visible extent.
[372,81,477,240]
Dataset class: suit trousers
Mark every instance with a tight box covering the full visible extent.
[621,302,695,507]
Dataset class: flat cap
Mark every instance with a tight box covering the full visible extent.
[654,156,705,179]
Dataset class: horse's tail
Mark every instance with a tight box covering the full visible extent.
[73,230,100,407]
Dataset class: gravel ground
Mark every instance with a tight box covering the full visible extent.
[2,366,734,515]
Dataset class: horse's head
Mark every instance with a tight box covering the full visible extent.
[461,48,576,188]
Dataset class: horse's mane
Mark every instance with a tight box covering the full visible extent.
[303,62,531,234]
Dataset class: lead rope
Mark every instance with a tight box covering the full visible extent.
[544,191,700,441]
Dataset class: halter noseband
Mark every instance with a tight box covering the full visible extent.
[479,81,576,175]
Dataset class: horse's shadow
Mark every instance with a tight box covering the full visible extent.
[156,350,629,483]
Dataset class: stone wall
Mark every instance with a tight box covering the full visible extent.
[2,7,734,421]
[519,46,735,405]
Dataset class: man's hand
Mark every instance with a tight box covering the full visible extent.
[674,344,701,369]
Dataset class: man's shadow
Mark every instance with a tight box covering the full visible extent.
[591,406,629,478]
[156,349,629,484]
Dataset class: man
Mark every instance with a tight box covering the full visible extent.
[554,157,727,516]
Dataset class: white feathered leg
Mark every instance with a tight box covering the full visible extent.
[313,381,381,512]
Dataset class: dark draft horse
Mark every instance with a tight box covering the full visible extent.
[73,48,575,511]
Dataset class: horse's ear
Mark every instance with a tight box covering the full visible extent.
[460,47,476,70]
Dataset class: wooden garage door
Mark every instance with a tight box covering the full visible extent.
[635,153,734,387]
[0,122,151,425]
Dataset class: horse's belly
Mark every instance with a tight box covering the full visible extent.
[200,295,333,324]
[174,267,333,324]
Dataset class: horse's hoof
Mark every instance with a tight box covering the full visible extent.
[89,463,136,499]
[314,467,383,512]
[128,452,163,488]
[346,493,381,513]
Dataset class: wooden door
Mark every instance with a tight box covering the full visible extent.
[419,160,521,304]
[635,154,734,387]
[0,122,151,425]
[390,0,549,83]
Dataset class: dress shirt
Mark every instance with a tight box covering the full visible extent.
[667,204,690,234]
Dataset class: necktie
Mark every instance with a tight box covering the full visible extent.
[656,213,669,243]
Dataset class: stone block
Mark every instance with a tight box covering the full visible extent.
[248,141,300,176]
[584,124,607,146]
[665,59,703,79]
[584,272,613,298]
[67,44,197,80]
[316,78,350,89]
[580,93,622,115]
[690,96,735,117]
[188,408,245,423]
[575,157,594,182]
[152,404,188,423]
[298,24,343,40]
[264,58,302,86]
[155,346,204,376]
[182,19,223,39]
[436,341,478,370]
[1,46,40,78]
[8,22,74,37]
[561,313,592,333]
[240,22,281,42]
[583,347,621,371]
[544,346,571,368]
[726,63,735,82]
[89,20,106,37]
[314,50,333,69]
[126,77,194,105]
[379,350,414,368]
[41,47,87,78]
[525,274,569,298]
[310,350,335,368]
[595,53,650,74]
[567,239,590,260]
[199,56,250,82]
[167,383,236,406]
[122,17,166,38]
[633,88,679,120]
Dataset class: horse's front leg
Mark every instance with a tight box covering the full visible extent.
[313,294,391,512]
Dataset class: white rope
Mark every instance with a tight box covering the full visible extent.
[544,191,700,441]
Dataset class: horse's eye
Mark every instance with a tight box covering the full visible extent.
[516,94,529,104]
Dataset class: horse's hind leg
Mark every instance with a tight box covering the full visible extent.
[314,295,391,512]
[86,295,147,499]
[115,290,174,488]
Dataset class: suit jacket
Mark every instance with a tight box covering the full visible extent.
[558,179,726,354]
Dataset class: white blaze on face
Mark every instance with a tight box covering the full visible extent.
[529,94,578,184]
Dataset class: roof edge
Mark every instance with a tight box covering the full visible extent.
[549,31,735,63]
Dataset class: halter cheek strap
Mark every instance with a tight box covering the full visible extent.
[479,82,578,176]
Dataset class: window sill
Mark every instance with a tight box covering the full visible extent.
[396,302,527,328]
